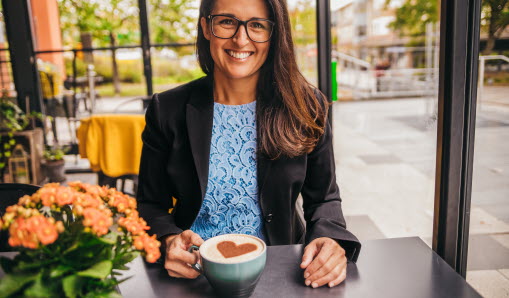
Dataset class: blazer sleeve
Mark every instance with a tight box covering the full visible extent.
[301,106,361,262]
[137,93,184,239]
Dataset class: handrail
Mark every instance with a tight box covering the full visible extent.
[479,55,509,63]
[332,50,371,68]
[477,55,509,109]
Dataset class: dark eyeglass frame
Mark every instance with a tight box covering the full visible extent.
[207,14,275,43]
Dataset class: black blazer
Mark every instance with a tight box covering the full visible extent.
[137,76,361,262]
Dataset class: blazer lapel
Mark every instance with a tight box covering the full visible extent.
[257,152,272,205]
[256,101,272,205]
[186,77,214,201]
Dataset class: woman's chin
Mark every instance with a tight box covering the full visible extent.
[220,69,259,80]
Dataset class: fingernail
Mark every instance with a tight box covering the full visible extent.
[304,272,310,279]
[329,282,334,287]
[305,280,311,286]
[312,282,318,288]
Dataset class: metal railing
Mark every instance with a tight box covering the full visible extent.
[334,52,439,99]
[477,55,509,108]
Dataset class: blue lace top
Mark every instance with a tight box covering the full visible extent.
[190,101,266,241]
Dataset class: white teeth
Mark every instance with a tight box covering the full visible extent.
[227,50,251,59]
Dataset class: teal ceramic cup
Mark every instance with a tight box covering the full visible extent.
[189,234,267,298]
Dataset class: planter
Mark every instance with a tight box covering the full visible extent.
[42,159,66,182]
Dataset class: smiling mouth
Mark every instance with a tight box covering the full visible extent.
[225,50,254,59]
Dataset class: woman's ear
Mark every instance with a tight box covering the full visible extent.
[201,17,211,40]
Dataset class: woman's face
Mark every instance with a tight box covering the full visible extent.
[201,0,271,81]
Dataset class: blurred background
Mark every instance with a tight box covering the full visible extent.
[0,0,507,296]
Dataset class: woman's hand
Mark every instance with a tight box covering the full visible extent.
[163,230,204,279]
[300,237,347,288]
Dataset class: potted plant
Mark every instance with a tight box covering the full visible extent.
[0,182,161,297]
[42,145,69,183]
[0,93,45,182]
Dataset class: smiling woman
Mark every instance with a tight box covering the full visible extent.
[200,0,272,85]
[136,0,361,291]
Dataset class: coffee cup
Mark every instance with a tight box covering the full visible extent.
[188,234,267,298]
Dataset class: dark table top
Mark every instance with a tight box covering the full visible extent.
[117,237,481,298]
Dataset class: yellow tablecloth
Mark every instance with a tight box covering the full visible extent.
[76,114,145,177]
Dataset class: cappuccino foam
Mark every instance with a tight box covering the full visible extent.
[199,234,265,264]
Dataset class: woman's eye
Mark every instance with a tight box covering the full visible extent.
[220,18,235,25]
[250,22,264,29]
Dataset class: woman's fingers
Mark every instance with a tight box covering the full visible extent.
[164,230,203,279]
[165,261,201,279]
[327,267,347,288]
[167,245,199,264]
[303,239,337,278]
[301,242,319,269]
[306,257,346,288]
[301,238,348,288]
[166,268,185,278]
[180,230,204,246]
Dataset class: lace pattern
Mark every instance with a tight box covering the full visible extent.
[190,101,265,241]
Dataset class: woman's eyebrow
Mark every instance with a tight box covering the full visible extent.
[214,13,268,20]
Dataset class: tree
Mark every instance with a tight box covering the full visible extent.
[288,0,317,46]
[58,0,139,95]
[385,0,438,46]
[58,0,198,93]
[95,0,139,95]
[386,0,509,54]
[482,0,509,54]
[149,0,197,56]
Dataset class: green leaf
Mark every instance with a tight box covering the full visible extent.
[50,264,72,278]
[62,275,86,298]
[115,251,139,266]
[17,258,54,270]
[85,290,122,298]
[113,264,129,271]
[77,260,113,279]
[0,257,15,274]
[103,291,122,298]
[0,272,39,298]
[23,274,56,297]
[98,233,117,245]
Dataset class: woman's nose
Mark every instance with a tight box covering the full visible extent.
[232,24,250,46]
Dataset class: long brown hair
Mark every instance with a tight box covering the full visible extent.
[197,0,328,159]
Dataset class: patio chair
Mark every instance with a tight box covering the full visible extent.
[76,114,145,196]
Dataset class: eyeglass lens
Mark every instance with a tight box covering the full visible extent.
[211,16,273,42]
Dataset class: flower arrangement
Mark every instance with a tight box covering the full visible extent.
[0,182,161,297]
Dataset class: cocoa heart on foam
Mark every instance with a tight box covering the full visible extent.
[217,241,257,258]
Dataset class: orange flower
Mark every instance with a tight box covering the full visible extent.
[133,234,161,263]
[82,208,113,236]
[107,193,131,213]
[83,184,108,198]
[74,193,102,210]
[17,195,33,207]
[55,187,77,206]
[7,215,61,249]
[39,187,58,206]
[118,216,149,236]
[2,181,159,268]
[32,217,59,245]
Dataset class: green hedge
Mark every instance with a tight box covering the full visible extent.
[64,55,203,85]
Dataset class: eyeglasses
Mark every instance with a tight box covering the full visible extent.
[207,14,274,43]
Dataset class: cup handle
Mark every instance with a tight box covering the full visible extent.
[188,245,203,273]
